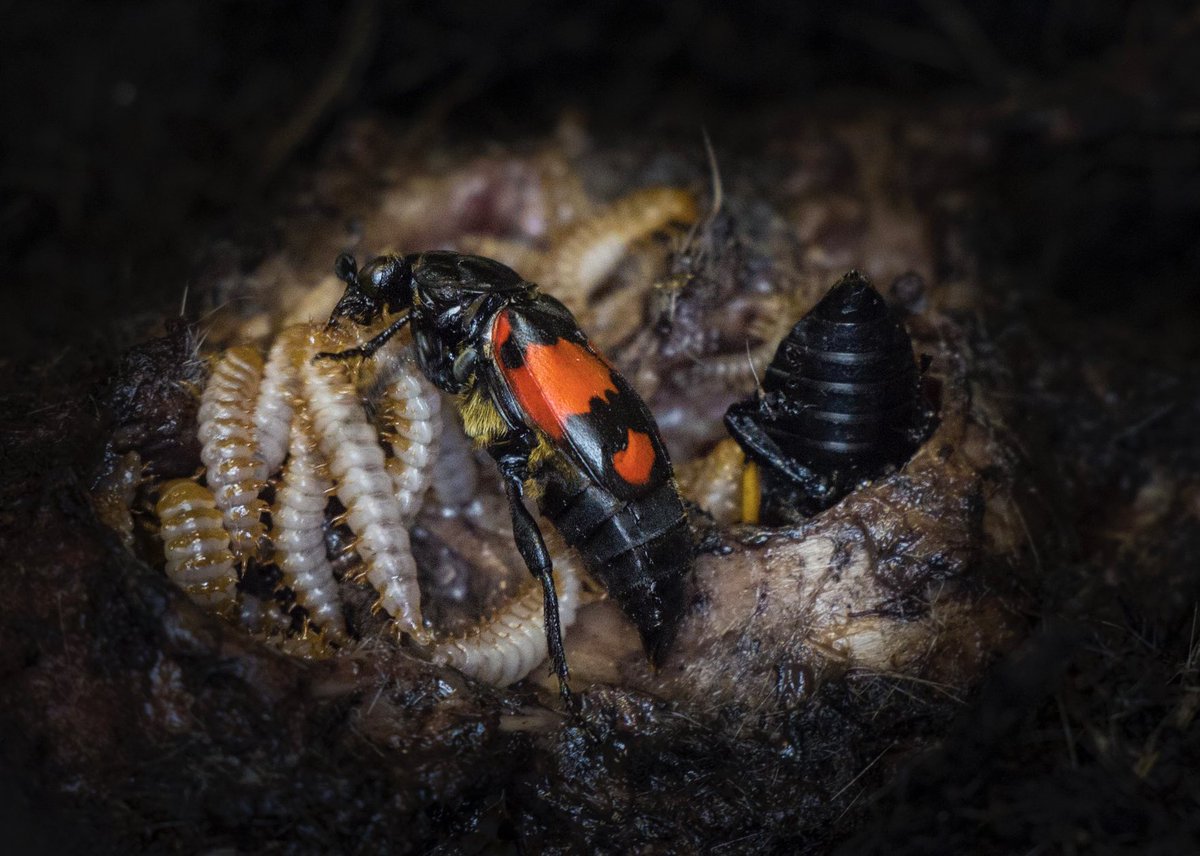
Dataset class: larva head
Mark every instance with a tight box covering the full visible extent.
[328,253,415,327]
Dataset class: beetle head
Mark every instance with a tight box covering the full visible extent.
[327,253,413,327]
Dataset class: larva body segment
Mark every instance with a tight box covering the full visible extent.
[539,187,699,313]
[377,366,442,524]
[676,337,777,390]
[254,324,310,474]
[675,438,746,527]
[198,345,269,560]
[675,304,797,391]
[301,354,427,642]
[432,542,584,687]
[237,594,336,659]
[156,479,239,612]
[427,412,480,509]
[273,406,345,637]
[665,292,801,392]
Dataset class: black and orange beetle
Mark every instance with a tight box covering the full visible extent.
[320,251,694,697]
[725,271,935,523]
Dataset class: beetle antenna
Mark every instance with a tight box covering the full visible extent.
[747,337,764,395]
[702,127,723,219]
[334,253,359,286]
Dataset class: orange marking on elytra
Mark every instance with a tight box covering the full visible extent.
[494,310,618,441]
[612,428,655,485]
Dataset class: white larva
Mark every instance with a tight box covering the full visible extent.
[675,306,794,390]
[377,365,442,525]
[254,324,309,473]
[237,594,336,659]
[272,405,346,638]
[301,352,428,642]
[432,540,584,687]
[197,345,269,561]
[156,479,239,613]
[535,187,698,314]
[172,321,589,667]
[427,412,480,510]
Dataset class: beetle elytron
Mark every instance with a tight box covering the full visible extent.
[320,251,694,696]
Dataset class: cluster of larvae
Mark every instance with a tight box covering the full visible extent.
[161,184,709,683]
[156,322,582,686]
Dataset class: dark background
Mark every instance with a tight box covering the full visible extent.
[3,0,1197,361]
[2,1,1198,853]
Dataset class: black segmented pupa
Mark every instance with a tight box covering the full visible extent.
[725,270,935,522]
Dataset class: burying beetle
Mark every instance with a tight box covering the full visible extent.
[319,251,694,698]
[725,270,936,523]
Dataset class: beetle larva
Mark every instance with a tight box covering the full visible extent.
[374,358,442,525]
[431,540,584,687]
[156,479,239,613]
[537,186,699,314]
[301,350,427,642]
[272,406,345,638]
[725,270,935,521]
[675,303,798,390]
[237,594,336,659]
[91,450,144,552]
[197,345,269,560]
[675,336,778,391]
[674,438,748,527]
[427,411,481,510]
[254,324,309,474]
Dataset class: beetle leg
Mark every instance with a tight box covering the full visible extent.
[491,432,572,702]
[315,314,411,362]
[724,401,832,504]
[451,347,479,386]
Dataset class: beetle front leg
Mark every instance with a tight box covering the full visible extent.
[724,401,832,506]
[491,432,573,702]
[314,314,411,362]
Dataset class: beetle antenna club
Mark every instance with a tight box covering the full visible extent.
[334,252,358,286]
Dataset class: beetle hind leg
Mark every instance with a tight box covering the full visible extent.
[493,437,573,702]
[502,475,572,701]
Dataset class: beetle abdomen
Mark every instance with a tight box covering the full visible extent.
[764,271,923,471]
[726,271,934,520]
[540,472,691,664]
